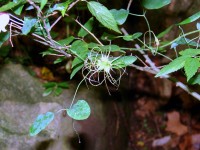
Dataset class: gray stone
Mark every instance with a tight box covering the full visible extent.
[0,63,108,150]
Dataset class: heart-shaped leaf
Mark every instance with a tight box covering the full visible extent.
[29,112,54,136]
[67,100,91,120]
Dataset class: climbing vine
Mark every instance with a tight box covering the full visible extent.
[0,0,200,137]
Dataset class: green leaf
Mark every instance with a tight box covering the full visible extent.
[88,42,100,48]
[101,32,116,41]
[42,87,53,97]
[112,56,137,68]
[41,48,59,57]
[22,17,37,35]
[173,37,200,48]
[178,11,200,25]
[141,0,171,9]
[0,32,9,47]
[51,0,73,16]
[53,56,66,64]
[78,17,94,37]
[70,63,84,79]
[100,45,125,53]
[155,56,189,77]
[67,100,91,120]
[72,57,83,68]
[110,9,129,25]
[54,87,63,96]
[157,25,173,38]
[87,1,121,33]
[188,74,200,85]
[43,82,57,88]
[29,112,54,136]
[70,40,88,60]
[57,36,74,46]
[184,58,200,81]
[57,82,69,88]
[40,0,47,10]
[13,4,24,15]
[0,1,25,12]
[122,32,142,41]
[179,48,200,56]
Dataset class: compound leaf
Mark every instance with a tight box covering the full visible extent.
[189,74,200,85]
[179,48,200,56]
[155,56,189,77]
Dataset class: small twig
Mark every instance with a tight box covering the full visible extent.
[67,14,104,46]
[49,16,62,31]
[67,0,81,11]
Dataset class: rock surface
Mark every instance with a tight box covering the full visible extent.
[0,63,123,150]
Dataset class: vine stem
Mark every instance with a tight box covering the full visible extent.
[160,29,200,48]
[70,73,89,108]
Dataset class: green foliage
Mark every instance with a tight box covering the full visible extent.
[179,48,200,56]
[0,32,9,47]
[70,63,84,79]
[22,17,37,35]
[50,0,73,16]
[184,58,200,81]
[141,0,171,9]
[178,11,200,25]
[29,112,54,136]
[157,25,173,39]
[78,17,94,37]
[70,40,89,60]
[112,56,137,68]
[87,1,121,33]
[110,9,129,25]
[189,74,200,85]
[40,0,47,10]
[1,0,200,138]
[0,1,25,12]
[43,82,69,96]
[155,56,189,77]
[67,100,91,120]
[122,32,143,41]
